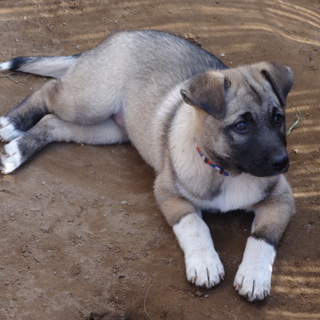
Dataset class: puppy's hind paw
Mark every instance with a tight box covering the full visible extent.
[0,116,22,142]
[1,139,23,174]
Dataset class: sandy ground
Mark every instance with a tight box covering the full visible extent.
[0,1,319,319]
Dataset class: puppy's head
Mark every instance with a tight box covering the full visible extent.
[181,62,294,177]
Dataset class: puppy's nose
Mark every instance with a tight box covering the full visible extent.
[271,154,289,172]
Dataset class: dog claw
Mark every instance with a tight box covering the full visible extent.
[219,273,224,281]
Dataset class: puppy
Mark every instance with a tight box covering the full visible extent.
[0,30,295,301]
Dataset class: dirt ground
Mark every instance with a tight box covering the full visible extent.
[0,0,319,319]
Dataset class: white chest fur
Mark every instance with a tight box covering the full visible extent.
[177,173,267,212]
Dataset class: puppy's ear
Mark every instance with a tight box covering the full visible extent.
[180,71,230,119]
[257,62,294,106]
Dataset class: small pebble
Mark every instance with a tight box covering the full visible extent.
[195,290,204,297]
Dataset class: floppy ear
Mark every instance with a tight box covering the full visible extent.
[258,62,294,106]
[180,71,230,119]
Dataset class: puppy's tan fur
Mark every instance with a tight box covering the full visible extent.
[0,30,295,301]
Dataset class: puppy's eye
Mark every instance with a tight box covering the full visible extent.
[234,121,248,133]
[273,112,284,125]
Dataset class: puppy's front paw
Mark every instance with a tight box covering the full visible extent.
[0,116,22,142]
[186,251,225,288]
[234,237,276,301]
[1,139,23,174]
[234,261,271,301]
[173,213,225,289]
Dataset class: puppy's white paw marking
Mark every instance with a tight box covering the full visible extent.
[1,139,22,174]
[234,237,276,301]
[0,117,22,142]
[173,213,225,289]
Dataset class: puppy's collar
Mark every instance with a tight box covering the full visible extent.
[194,139,229,176]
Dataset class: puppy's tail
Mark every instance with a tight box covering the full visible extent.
[0,53,81,78]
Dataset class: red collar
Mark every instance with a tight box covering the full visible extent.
[194,140,229,176]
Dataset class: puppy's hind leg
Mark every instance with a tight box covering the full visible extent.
[1,114,128,174]
[0,79,58,142]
